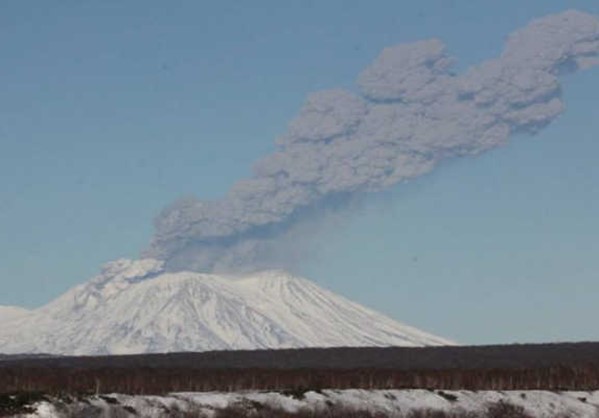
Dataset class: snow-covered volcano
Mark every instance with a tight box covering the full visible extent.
[0,259,452,355]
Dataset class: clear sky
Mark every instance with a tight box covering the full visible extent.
[1,0,598,344]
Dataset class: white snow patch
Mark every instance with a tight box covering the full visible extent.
[24,390,599,418]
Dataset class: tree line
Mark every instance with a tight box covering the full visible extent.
[3,342,599,394]
[3,364,599,395]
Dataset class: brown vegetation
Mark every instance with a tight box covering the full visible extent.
[2,364,599,395]
[3,342,599,395]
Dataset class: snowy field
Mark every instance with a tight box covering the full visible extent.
[23,389,599,417]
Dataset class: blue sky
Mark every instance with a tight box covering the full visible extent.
[1,0,598,344]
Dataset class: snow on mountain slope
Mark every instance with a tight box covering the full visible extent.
[0,259,452,355]
[0,305,30,322]
[235,271,445,347]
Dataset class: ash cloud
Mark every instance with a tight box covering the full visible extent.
[145,10,599,273]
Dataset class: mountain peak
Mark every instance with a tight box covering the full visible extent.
[93,258,165,286]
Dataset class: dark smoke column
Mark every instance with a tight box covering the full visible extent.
[145,10,599,273]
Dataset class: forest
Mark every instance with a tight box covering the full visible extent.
[3,342,599,395]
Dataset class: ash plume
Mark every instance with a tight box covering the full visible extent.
[145,10,599,273]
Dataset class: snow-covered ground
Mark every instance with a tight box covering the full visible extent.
[23,389,599,417]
